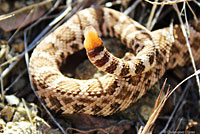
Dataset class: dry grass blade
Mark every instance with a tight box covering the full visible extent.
[160,70,200,133]
[149,4,164,30]
[140,70,200,133]
[123,0,141,15]
[175,118,183,132]
[0,41,7,61]
[144,0,192,5]
[146,0,158,30]
[22,99,33,125]
[167,70,200,103]
[193,0,200,6]
[154,79,168,109]
[139,79,168,134]
[186,2,198,22]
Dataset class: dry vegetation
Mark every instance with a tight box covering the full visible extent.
[0,0,200,133]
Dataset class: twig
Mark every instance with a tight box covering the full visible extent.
[66,127,109,134]
[66,120,132,134]
[144,0,192,5]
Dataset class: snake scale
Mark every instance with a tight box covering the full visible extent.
[29,7,200,116]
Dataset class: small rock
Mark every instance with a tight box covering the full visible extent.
[5,95,20,105]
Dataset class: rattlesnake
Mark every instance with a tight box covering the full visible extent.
[29,7,200,116]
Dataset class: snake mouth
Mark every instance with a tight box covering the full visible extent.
[59,38,128,80]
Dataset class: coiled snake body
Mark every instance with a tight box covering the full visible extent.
[29,8,200,116]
